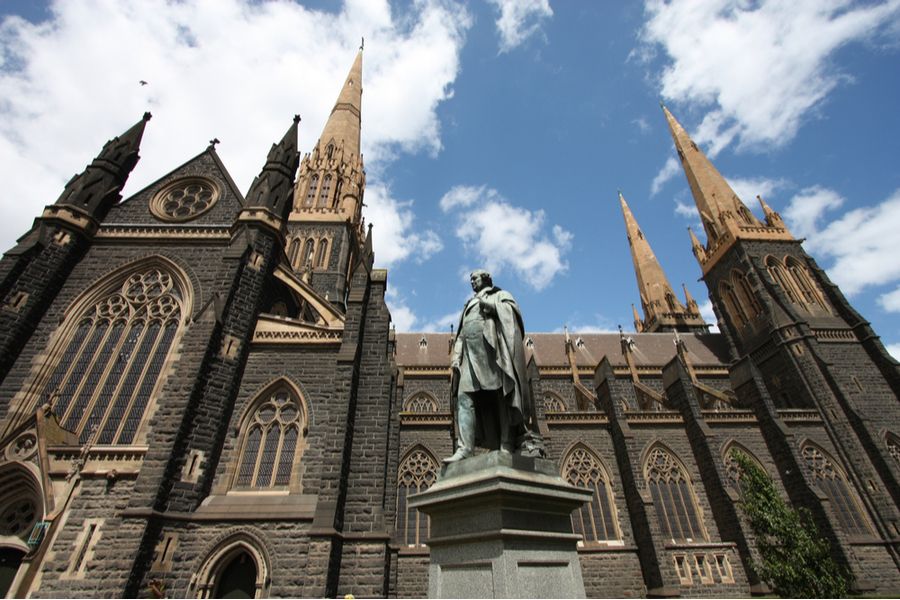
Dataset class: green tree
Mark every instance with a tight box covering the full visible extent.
[732,450,852,598]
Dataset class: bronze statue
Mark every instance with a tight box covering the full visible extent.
[444,270,545,463]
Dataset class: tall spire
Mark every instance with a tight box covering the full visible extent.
[661,105,792,273]
[319,48,363,162]
[55,112,151,216]
[619,191,708,333]
[291,50,366,225]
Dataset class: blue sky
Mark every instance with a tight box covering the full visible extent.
[1,0,899,358]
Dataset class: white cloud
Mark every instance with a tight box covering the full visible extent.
[651,156,679,196]
[384,287,459,332]
[0,0,471,256]
[878,286,900,313]
[439,184,498,211]
[640,0,900,154]
[698,299,720,333]
[632,116,651,134]
[674,199,698,220]
[782,185,845,239]
[488,0,553,53]
[725,176,788,209]
[784,187,900,295]
[441,184,571,290]
[365,184,442,268]
[887,343,900,361]
[385,287,418,331]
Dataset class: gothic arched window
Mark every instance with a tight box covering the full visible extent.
[304,174,318,206]
[333,180,343,208]
[234,385,306,489]
[722,442,765,489]
[404,393,438,413]
[288,239,301,269]
[544,393,566,413]
[315,239,329,269]
[719,280,747,329]
[42,265,186,445]
[733,270,761,317]
[786,258,828,311]
[302,239,315,268]
[318,175,332,207]
[766,256,800,304]
[397,448,438,546]
[801,443,872,536]
[563,446,619,543]
[645,446,707,542]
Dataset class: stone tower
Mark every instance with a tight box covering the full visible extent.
[619,191,708,333]
[287,50,367,308]
[664,104,900,586]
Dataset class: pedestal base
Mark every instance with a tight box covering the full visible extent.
[409,451,592,599]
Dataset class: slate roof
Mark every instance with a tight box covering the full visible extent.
[395,331,731,369]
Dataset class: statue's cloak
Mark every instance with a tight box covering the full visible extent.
[453,286,534,439]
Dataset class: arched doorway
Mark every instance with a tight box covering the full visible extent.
[212,551,256,599]
[0,547,25,597]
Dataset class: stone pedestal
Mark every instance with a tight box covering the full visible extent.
[409,451,592,599]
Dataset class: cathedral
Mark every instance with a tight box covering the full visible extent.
[0,50,899,598]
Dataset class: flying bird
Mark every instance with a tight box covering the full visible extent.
[139,80,148,86]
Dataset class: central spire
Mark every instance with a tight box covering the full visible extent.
[291,49,366,223]
[319,48,362,163]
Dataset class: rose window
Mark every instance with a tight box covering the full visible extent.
[151,177,219,222]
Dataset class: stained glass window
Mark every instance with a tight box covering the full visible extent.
[563,446,619,542]
[43,267,184,445]
[645,447,706,542]
[234,387,305,489]
[801,444,872,536]
[397,448,438,546]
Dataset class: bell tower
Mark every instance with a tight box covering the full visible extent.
[287,50,366,308]
[662,105,900,558]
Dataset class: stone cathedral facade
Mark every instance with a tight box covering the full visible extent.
[0,51,899,598]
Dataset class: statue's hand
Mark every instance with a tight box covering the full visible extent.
[479,298,495,316]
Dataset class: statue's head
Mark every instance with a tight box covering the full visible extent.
[470,269,493,292]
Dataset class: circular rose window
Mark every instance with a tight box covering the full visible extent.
[150,177,220,222]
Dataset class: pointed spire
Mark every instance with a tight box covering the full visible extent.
[620,191,685,330]
[55,112,151,215]
[688,226,707,263]
[682,283,699,311]
[618,191,709,333]
[319,49,362,162]
[661,105,761,241]
[244,115,301,220]
[632,304,644,333]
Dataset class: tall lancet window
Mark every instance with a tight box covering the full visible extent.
[234,384,306,489]
[801,444,872,536]
[644,446,707,542]
[397,447,438,546]
[315,240,329,269]
[43,265,187,445]
[562,446,619,543]
[302,239,315,268]
[304,175,318,206]
[318,175,332,207]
